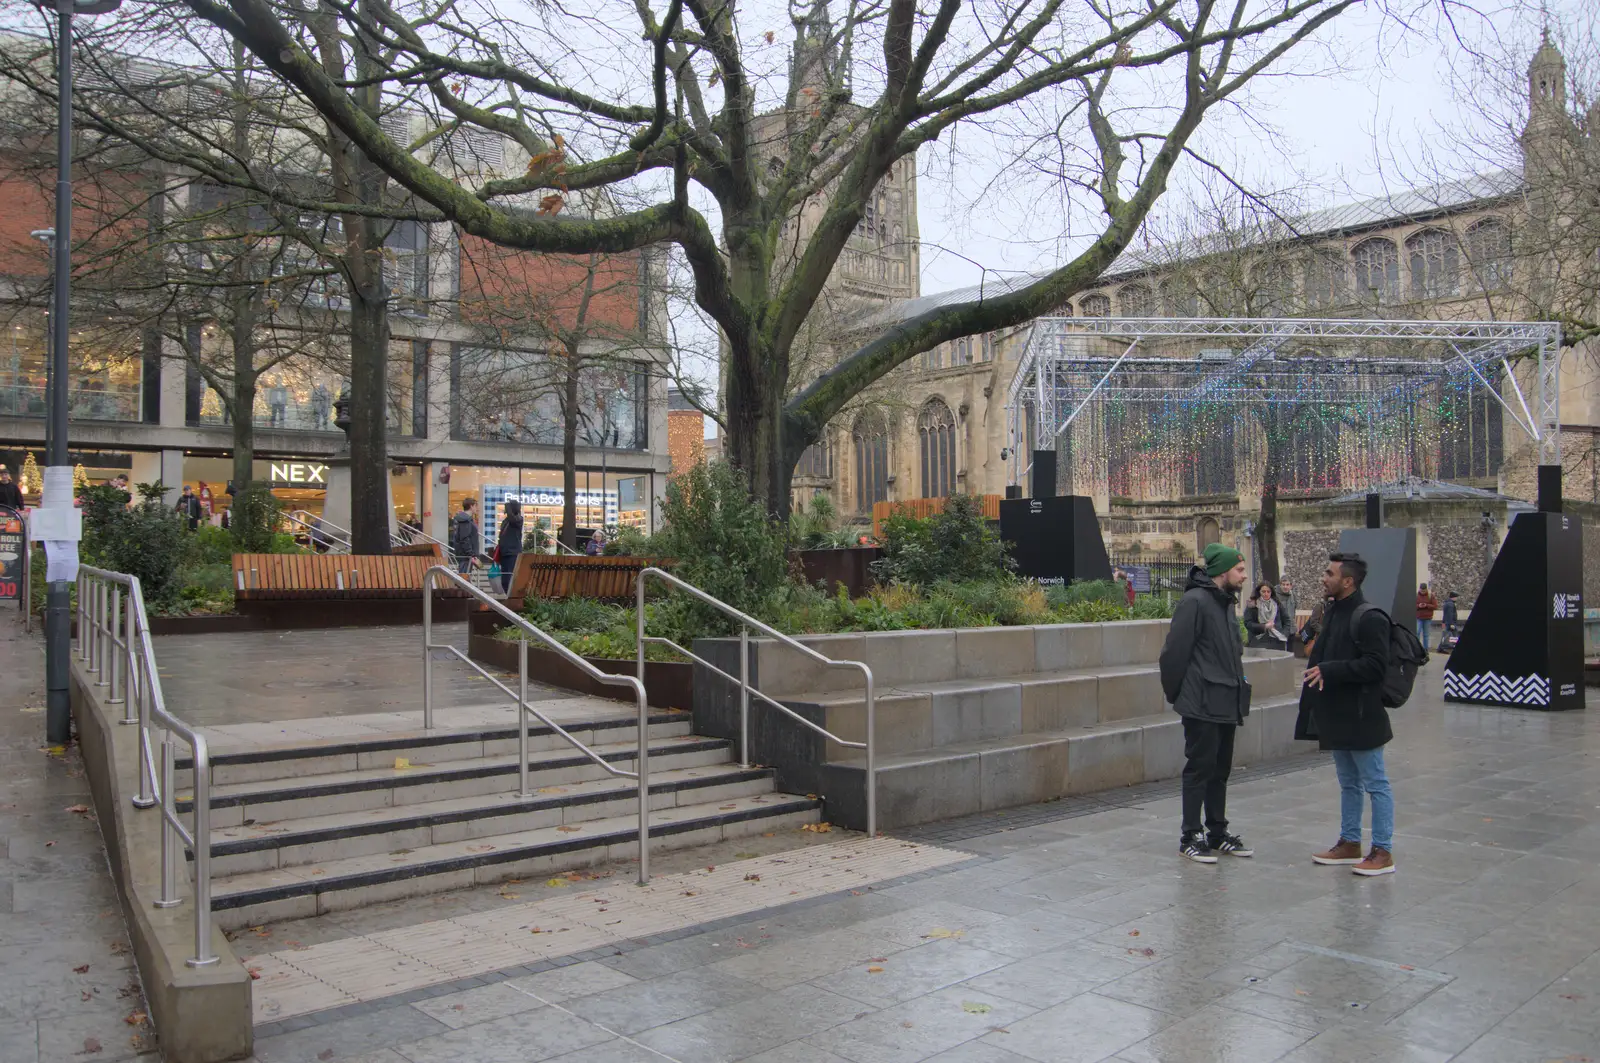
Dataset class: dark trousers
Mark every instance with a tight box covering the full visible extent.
[1181,717,1236,839]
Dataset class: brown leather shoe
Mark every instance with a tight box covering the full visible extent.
[1311,839,1363,865]
[1353,847,1395,876]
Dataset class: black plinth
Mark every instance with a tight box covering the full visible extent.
[1444,510,1584,710]
[1030,449,1057,499]
[1337,527,1418,627]
[999,495,1112,587]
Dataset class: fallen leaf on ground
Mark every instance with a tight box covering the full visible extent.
[81,991,92,1001]
[246,968,261,980]
[124,1010,147,1027]
[45,841,55,847]
[73,964,90,973]
[744,874,761,882]
[499,892,521,900]
[800,823,832,833]
[868,957,887,962]
[900,1021,914,1028]
[537,786,567,794]
[80,1037,102,1055]
[393,757,411,770]
[867,966,884,974]
[922,928,964,940]
[66,804,90,814]
[544,878,571,888]
[108,942,128,955]
[451,1004,465,1012]
[761,832,775,837]
[1126,947,1156,958]
[961,1001,992,1015]
[1128,930,1141,937]
[556,826,581,833]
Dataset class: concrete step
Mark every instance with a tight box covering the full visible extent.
[814,696,1308,830]
[207,764,778,875]
[783,653,1302,758]
[209,792,823,928]
[179,735,734,826]
[182,711,694,787]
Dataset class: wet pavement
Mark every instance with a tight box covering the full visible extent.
[0,614,153,1061]
[153,624,569,727]
[237,663,1600,1063]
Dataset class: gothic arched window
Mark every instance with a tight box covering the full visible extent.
[1352,238,1400,304]
[1466,218,1513,291]
[918,399,956,499]
[1251,261,1295,315]
[794,437,834,480]
[1160,280,1199,317]
[852,411,889,513]
[1406,228,1460,300]
[1119,283,1156,317]
[1080,292,1111,317]
[1303,250,1348,309]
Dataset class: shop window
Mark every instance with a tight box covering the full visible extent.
[0,313,142,422]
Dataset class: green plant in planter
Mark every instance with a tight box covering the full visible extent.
[230,486,286,553]
[602,524,650,556]
[873,494,1012,587]
[649,461,789,633]
[78,482,190,609]
[190,524,236,567]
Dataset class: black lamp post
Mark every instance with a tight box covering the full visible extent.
[332,385,352,439]
[42,0,123,746]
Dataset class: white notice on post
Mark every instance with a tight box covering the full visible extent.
[43,541,79,583]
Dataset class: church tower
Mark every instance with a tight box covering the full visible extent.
[1521,30,1572,174]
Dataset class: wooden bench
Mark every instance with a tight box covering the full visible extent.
[230,548,469,627]
[504,554,670,603]
[232,547,459,600]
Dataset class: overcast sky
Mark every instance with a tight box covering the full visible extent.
[916,0,1589,296]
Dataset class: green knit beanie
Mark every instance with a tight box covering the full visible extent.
[1203,543,1243,577]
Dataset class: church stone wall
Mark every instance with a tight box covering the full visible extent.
[1425,523,1496,606]
[1283,530,1341,607]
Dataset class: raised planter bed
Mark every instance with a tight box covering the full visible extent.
[467,608,691,709]
[794,546,882,598]
[147,613,265,636]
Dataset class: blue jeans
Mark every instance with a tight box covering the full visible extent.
[1416,618,1431,646]
[1331,747,1394,852]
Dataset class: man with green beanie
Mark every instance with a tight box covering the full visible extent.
[1159,542,1253,863]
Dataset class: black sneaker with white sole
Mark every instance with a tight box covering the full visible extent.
[1208,833,1255,857]
[1179,832,1218,863]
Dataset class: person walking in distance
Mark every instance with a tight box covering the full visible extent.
[1299,552,1396,876]
[495,498,524,594]
[0,467,22,511]
[1159,543,1254,864]
[1275,577,1299,651]
[1439,591,1460,653]
[451,498,480,576]
[1415,582,1439,651]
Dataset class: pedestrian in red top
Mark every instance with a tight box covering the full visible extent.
[1415,583,1439,650]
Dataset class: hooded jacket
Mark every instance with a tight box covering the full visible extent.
[1159,565,1250,724]
[451,510,480,558]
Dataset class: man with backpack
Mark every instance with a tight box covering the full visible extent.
[1297,551,1417,877]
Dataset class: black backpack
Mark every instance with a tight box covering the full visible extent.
[1352,603,1428,708]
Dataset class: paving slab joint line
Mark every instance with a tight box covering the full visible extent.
[504,978,687,1062]
[1285,940,1455,983]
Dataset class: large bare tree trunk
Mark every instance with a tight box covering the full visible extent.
[346,244,391,553]
[228,292,260,493]
[725,335,793,519]
[1256,410,1291,586]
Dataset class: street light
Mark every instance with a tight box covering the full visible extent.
[39,0,124,746]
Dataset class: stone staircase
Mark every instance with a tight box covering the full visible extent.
[178,700,821,930]
[692,620,1310,830]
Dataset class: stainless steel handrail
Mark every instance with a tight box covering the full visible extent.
[635,567,877,837]
[281,509,353,552]
[421,565,654,883]
[76,565,218,968]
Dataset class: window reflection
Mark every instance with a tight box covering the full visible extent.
[0,314,142,421]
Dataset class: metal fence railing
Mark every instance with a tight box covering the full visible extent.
[76,565,217,968]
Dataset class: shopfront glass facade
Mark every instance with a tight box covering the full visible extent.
[446,465,655,539]
[451,346,649,451]
[189,338,424,437]
[0,313,146,422]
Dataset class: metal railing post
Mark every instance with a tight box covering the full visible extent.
[93,579,109,685]
[120,594,138,724]
[864,671,877,837]
[75,571,86,660]
[738,626,750,769]
[517,637,531,798]
[155,736,180,909]
[636,682,649,886]
[106,586,124,706]
[187,734,217,967]
[130,643,155,808]
[421,571,434,730]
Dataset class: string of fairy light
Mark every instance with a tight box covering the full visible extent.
[1038,334,1511,498]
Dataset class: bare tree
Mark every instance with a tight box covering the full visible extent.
[456,218,659,549]
[160,0,1362,514]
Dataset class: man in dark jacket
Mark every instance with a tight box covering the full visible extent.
[1159,542,1253,863]
[1298,552,1395,876]
[450,499,481,574]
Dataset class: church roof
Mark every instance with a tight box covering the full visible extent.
[1323,476,1533,507]
[858,167,1525,330]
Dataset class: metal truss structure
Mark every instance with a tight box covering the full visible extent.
[1007,317,1563,487]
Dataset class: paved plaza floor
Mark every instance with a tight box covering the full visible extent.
[5,616,1599,1062]
[237,663,1600,1063]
